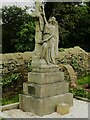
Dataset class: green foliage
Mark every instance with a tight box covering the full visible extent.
[2,73,22,101]
[2,5,35,53]
[77,74,90,85]
[57,53,87,77]
[71,55,86,77]
[58,48,65,52]
[15,19,35,52]
[70,74,90,99]
[0,118,4,120]
[28,60,32,72]
[45,2,90,52]
[70,87,90,99]
[2,3,90,53]
[61,57,68,64]
[2,94,19,105]
[2,73,21,85]
[0,118,3,120]
[70,87,84,97]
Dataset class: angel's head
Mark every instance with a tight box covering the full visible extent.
[35,0,42,2]
[48,17,56,25]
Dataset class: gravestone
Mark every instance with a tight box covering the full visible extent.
[19,0,73,116]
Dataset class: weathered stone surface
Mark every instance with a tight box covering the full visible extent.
[19,93,73,116]
[61,64,77,82]
[32,65,59,73]
[31,0,59,67]
[28,72,64,84]
[1,102,19,111]
[23,82,28,95]
[23,82,69,98]
[57,103,69,115]
[64,93,73,107]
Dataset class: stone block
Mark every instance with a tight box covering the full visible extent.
[19,93,73,116]
[23,82,69,98]
[28,72,64,84]
[57,103,69,115]
[32,66,59,73]
[23,82,28,95]
[64,93,73,107]
[31,60,59,72]
[2,102,19,111]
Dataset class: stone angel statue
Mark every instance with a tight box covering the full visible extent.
[41,17,59,65]
[31,0,59,67]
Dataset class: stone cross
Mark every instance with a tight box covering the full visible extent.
[31,0,59,68]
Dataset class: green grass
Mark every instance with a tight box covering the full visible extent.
[70,87,90,99]
[2,94,19,105]
[0,118,4,120]
[70,74,90,99]
[77,74,90,85]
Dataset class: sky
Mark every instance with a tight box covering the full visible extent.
[0,0,34,9]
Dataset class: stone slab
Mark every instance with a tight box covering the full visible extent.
[32,66,59,73]
[23,82,69,98]
[19,93,73,116]
[32,63,59,73]
[57,103,69,115]
[1,102,19,111]
[28,72,64,84]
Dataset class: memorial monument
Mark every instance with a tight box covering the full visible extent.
[19,0,73,116]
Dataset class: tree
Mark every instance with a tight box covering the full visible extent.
[45,2,90,52]
[15,20,35,52]
[2,5,35,53]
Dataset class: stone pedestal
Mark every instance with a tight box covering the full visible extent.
[19,66,73,116]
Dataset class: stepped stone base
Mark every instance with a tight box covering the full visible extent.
[20,70,73,116]
[19,93,73,116]
[23,82,69,98]
[28,72,64,84]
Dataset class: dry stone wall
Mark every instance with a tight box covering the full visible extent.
[0,46,89,98]
[0,52,32,98]
[57,46,89,78]
[1,52,32,81]
[0,46,89,81]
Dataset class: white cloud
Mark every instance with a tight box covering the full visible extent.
[0,0,44,9]
[0,0,34,2]
[0,0,34,9]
